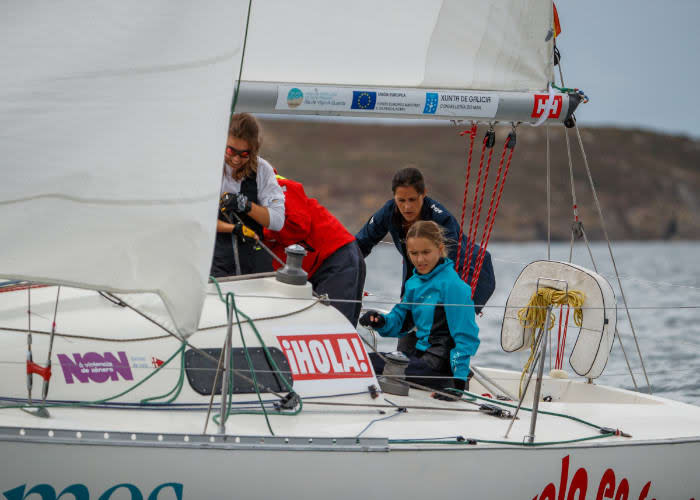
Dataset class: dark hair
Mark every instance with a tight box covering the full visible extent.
[227,113,261,180]
[406,221,448,257]
[391,167,425,194]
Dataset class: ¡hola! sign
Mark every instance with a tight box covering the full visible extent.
[277,333,373,381]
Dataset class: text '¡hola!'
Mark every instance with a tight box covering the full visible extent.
[277,333,373,380]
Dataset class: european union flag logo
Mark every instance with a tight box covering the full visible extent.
[351,91,377,110]
[423,93,438,114]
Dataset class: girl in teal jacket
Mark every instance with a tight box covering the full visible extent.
[360,221,480,395]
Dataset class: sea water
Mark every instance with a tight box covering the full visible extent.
[362,241,700,405]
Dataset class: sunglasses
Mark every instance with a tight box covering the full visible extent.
[225,145,251,159]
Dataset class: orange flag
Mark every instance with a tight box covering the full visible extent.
[553,3,562,38]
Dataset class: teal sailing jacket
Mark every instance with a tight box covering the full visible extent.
[376,258,480,380]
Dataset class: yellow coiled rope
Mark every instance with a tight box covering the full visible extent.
[517,287,585,397]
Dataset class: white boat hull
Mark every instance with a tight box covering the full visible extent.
[2,284,700,499]
[1,430,698,499]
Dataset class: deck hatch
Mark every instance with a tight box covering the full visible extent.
[184,347,293,395]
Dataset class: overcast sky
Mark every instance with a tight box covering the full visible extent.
[555,1,700,138]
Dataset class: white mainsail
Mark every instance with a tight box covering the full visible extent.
[237,0,568,122]
[244,0,553,91]
[0,1,248,336]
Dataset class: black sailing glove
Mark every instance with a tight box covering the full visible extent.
[359,310,385,329]
[221,192,252,214]
[233,192,252,213]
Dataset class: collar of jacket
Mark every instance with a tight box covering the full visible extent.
[412,257,454,281]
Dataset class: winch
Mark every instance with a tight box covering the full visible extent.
[377,351,410,396]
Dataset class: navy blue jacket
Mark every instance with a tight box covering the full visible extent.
[355,197,495,312]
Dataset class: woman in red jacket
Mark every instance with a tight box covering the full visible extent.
[263,176,366,326]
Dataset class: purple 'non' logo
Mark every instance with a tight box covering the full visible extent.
[57,352,134,384]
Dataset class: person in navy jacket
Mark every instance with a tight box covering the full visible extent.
[355,167,495,313]
[360,221,479,396]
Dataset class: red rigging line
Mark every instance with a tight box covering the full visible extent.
[471,131,516,296]
[555,305,571,370]
[456,124,478,273]
[463,129,496,283]
[473,135,509,284]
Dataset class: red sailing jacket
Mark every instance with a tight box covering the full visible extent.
[263,177,355,277]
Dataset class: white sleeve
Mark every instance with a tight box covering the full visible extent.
[256,158,285,231]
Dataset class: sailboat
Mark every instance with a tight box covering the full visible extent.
[1,1,699,499]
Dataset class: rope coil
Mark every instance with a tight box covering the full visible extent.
[517,287,585,332]
[516,287,585,396]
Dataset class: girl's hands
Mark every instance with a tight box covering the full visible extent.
[359,310,386,329]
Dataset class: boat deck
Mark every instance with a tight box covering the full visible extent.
[2,373,699,450]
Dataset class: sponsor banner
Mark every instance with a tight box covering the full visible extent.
[532,93,563,119]
[57,351,134,384]
[430,91,498,118]
[276,85,498,118]
[277,333,372,381]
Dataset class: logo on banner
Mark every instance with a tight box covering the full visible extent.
[277,333,373,380]
[532,94,563,119]
[287,87,304,108]
[57,351,134,384]
[423,92,438,114]
[351,91,377,110]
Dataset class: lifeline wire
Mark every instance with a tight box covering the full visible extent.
[381,240,700,292]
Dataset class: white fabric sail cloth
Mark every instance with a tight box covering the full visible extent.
[0,1,248,337]
[244,0,554,91]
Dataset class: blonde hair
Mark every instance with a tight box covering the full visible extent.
[227,113,261,181]
[406,221,448,257]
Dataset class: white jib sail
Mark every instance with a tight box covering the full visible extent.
[0,1,248,337]
[243,0,554,91]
